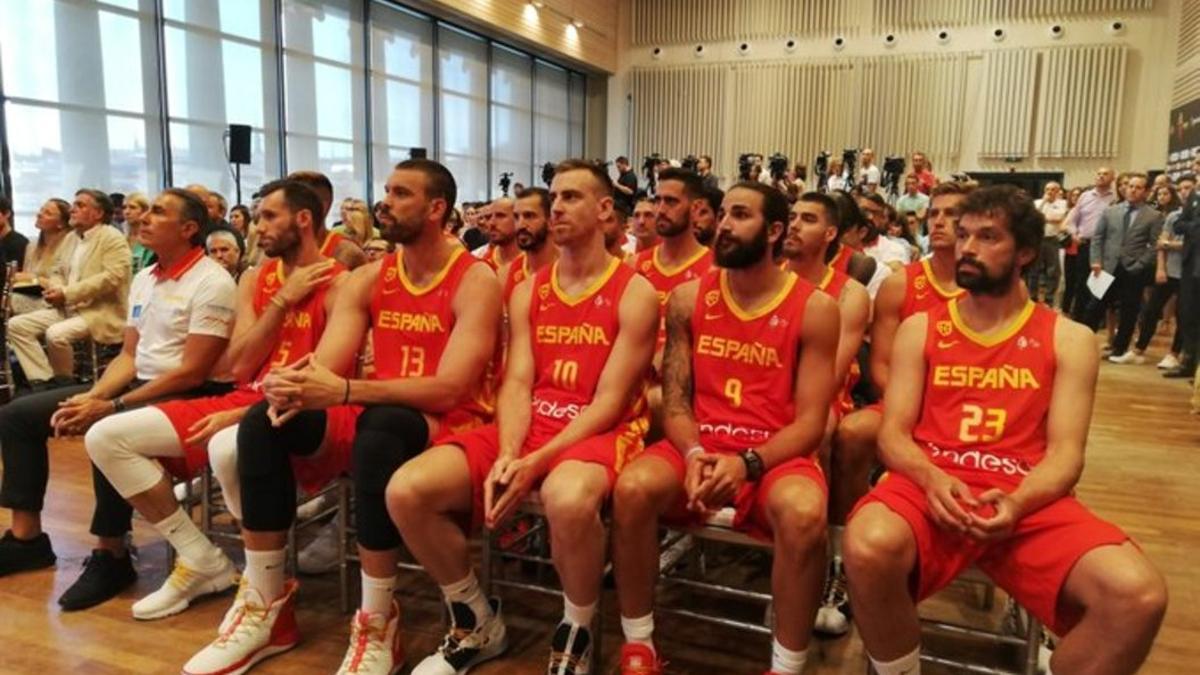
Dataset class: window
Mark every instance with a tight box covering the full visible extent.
[534,61,571,183]
[438,25,489,203]
[491,45,533,198]
[283,0,368,217]
[369,2,434,193]
[163,0,280,204]
[0,0,162,235]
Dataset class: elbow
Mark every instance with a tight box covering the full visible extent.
[431,380,472,414]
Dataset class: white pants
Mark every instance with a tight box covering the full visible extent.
[86,407,186,499]
[207,424,243,521]
[7,308,88,381]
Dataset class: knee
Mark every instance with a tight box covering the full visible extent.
[834,413,879,463]
[236,402,281,478]
[541,480,602,534]
[207,434,239,484]
[843,512,912,581]
[767,490,826,554]
[7,316,35,339]
[384,469,426,528]
[612,464,669,523]
[84,415,128,467]
[44,324,75,348]
[1090,562,1169,625]
[353,406,428,491]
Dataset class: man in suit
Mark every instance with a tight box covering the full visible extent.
[6,189,132,390]
[1086,173,1163,363]
[1167,165,1200,378]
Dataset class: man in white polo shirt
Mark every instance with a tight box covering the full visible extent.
[0,188,236,611]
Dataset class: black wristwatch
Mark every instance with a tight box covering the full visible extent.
[740,449,764,482]
[112,396,127,413]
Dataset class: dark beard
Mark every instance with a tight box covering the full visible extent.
[956,258,1015,296]
[714,225,768,269]
[656,215,690,238]
[694,225,715,246]
[516,226,547,251]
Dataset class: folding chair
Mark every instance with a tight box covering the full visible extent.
[0,262,18,402]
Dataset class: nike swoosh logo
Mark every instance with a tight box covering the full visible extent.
[539,304,553,311]
[381,286,399,295]
[937,340,959,349]
[704,313,723,320]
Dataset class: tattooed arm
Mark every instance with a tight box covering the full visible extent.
[661,280,701,453]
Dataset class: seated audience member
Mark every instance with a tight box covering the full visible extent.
[0,189,235,610]
[363,237,391,262]
[124,192,157,274]
[110,193,127,228]
[7,189,132,390]
[84,179,343,621]
[0,194,30,270]
[857,193,910,271]
[287,170,369,270]
[333,198,379,246]
[844,185,1166,675]
[206,226,246,280]
[387,159,656,675]
[205,190,229,228]
[631,196,660,252]
[184,159,500,675]
[611,182,839,675]
[11,198,77,316]
[895,175,930,220]
[229,204,252,237]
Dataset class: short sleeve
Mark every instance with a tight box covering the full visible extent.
[187,269,238,338]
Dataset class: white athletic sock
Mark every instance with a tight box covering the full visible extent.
[830,524,845,560]
[244,548,287,602]
[770,638,808,674]
[154,507,225,573]
[360,571,397,616]
[869,646,921,675]
[620,613,655,651]
[440,571,491,622]
[563,595,597,628]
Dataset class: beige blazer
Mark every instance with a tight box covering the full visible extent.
[62,225,132,344]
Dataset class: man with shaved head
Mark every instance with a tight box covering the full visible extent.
[1063,167,1117,318]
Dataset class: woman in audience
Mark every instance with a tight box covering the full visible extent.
[332,198,377,246]
[1133,181,1189,368]
[827,157,848,191]
[228,204,251,237]
[123,192,155,274]
[11,199,77,315]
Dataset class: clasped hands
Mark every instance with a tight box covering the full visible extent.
[261,353,347,427]
[923,470,1021,542]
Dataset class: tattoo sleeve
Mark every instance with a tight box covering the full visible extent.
[661,293,695,424]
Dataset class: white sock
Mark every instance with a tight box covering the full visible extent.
[440,571,491,621]
[830,524,845,560]
[244,548,286,602]
[360,571,397,616]
[770,638,808,674]
[563,595,596,627]
[620,613,655,651]
[869,646,921,675]
[153,507,225,573]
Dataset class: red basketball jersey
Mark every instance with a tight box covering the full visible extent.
[250,257,346,385]
[901,258,964,319]
[829,244,856,275]
[370,247,494,424]
[691,269,812,454]
[634,244,714,349]
[817,266,859,415]
[913,300,1057,489]
[502,253,531,305]
[525,258,647,464]
[319,230,346,259]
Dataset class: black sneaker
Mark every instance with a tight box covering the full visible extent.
[413,597,508,674]
[814,557,852,637]
[57,549,137,611]
[547,621,592,675]
[0,530,56,576]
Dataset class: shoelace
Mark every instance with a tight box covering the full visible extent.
[438,624,475,656]
[213,600,269,649]
[548,649,585,675]
[823,570,848,606]
[166,560,199,592]
[343,615,387,671]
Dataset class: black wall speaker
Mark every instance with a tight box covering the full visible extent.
[409,147,428,159]
[228,124,251,164]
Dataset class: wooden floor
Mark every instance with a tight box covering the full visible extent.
[0,333,1196,674]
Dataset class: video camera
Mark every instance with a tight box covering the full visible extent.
[681,154,700,173]
[842,148,859,184]
[642,153,663,193]
[737,153,756,181]
[498,172,513,197]
[881,156,906,197]
[814,151,831,191]
[768,153,789,182]
[541,162,556,187]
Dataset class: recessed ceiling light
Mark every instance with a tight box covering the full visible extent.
[572,19,584,28]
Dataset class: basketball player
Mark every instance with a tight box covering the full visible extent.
[499,187,557,305]
[286,170,368,270]
[630,196,660,252]
[85,180,343,621]
[845,185,1166,675]
[692,185,724,247]
[821,182,972,635]
[183,159,501,675]
[473,197,520,269]
[611,182,840,675]
[386,159,657,675]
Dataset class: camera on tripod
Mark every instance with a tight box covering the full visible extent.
[498,172,514,197]
[541,162,556,187]
[842,148,859,183]
[881,156,906,197]
[681,154,700,173]
[642,153,663,193]
[814,151,831,191]
[737,153,756,181]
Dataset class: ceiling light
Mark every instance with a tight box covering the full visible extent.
[530,1,544,7]
[571,19,584,28]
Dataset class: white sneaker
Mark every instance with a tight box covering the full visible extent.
[814,557,852,637]
[298,518,342,575]
[546,621,592,675]
[1107,351,1146,365]
[132,555,238,620]
[174,477,203,504]
[1158,354,1181,370]
[182,580,300,675]
[295,492,332,522]
[413,598,508,675]
[336,601,404,674]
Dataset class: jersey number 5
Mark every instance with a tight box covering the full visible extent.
[959,403,1006,443]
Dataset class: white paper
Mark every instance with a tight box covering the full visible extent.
[1087,270,1116,299]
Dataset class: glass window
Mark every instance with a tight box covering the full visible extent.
[569,72,587,158]
[491,45,533,198]
[438,25,488,202]
[283,0,368,216]
[534,61,570,179]
[369,2,434,193]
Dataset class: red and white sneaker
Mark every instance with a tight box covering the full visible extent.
[336,600,404,674]
[182,580,300,675]
[618,643,664,674]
